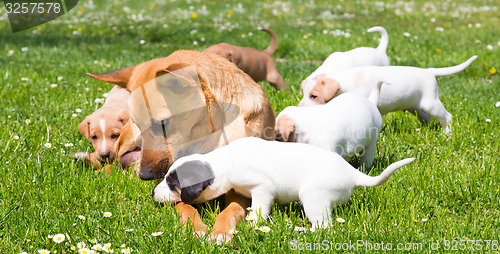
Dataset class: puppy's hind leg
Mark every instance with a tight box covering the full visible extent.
[420,100,453,133]
[300,190,333,229]
[266,63,286,90]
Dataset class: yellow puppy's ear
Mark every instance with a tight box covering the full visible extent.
[275,114,295,142]
[315,77,340,103]
[86,66,135,89]
[78,116,90,140]
[118,109,130,125]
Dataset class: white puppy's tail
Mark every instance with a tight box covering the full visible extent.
[367,26,389,53]
[354,158,415,188]
[427,55,478,76]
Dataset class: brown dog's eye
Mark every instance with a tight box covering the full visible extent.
[310,94,317,100]
[91,135,98,140]
[111,133,120,139]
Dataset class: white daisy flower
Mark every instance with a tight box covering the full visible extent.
[25,119,31,124]
[65,143,74,147]
[21,77,30,82]
[57,76,63,81]
[75,108,82,113]
[103,212,112,217]
[403,32,411,37]
[78,248,91,254]
[228,229,238,234]
[486,45,493,50]
[52,233,65,243]
[13,135,19,140]
[125,229,134,232]
[92,244,103,251]
[121,248,132,253]
[422,218,428,222]
[20,252,28,254]
[103,93,109,98]
[44,143,52,148]
[336,217,345,223]
[257,226,271,233]
[72,113,77,118]
[8,50,15,56]
[38,250,50,254]
[21,47,29,52]
[151,231,163,236]
[139,40,145,45]
[486,119,491,123]
[435,27,444,32]
[495,101,500,107]
[77,242,86,249]
[50,84,58,88]
[103,243,112,250]
[105,250,114,253]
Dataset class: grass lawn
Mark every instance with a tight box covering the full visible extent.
[0,0,499,253]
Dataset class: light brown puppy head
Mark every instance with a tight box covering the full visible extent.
[78,109,129,162]
[86,50,220,181]
[298,74,340,107]
[275,112,296,142]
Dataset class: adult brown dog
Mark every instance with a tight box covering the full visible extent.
[86,50,275,243]
[203,28,286,90]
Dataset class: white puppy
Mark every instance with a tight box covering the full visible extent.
[300,26,390,104]
[298,56,478,133]
[153,137,415,229]
[275,93,382,170]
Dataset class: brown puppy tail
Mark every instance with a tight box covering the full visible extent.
[259,27,278,55]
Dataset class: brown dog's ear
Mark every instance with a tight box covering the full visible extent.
[86,66,135,88]
[313,76,340,103]
[275,114,295,142]
[78,116,91,140]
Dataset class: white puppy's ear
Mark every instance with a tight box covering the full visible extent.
[275,114,295,142]
[166,159,215,203]
[78,116,91,140]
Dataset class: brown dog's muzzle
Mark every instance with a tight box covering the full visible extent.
[139,148,172,180]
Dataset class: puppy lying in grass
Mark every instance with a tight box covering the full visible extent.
[74,86,130,172]
[204,28,286,90]
[299,26,390,103]
[275,92,382,171]
[153,137,415,229]
[299,56,478,133]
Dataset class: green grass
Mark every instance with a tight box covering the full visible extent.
[1,0,499,253]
